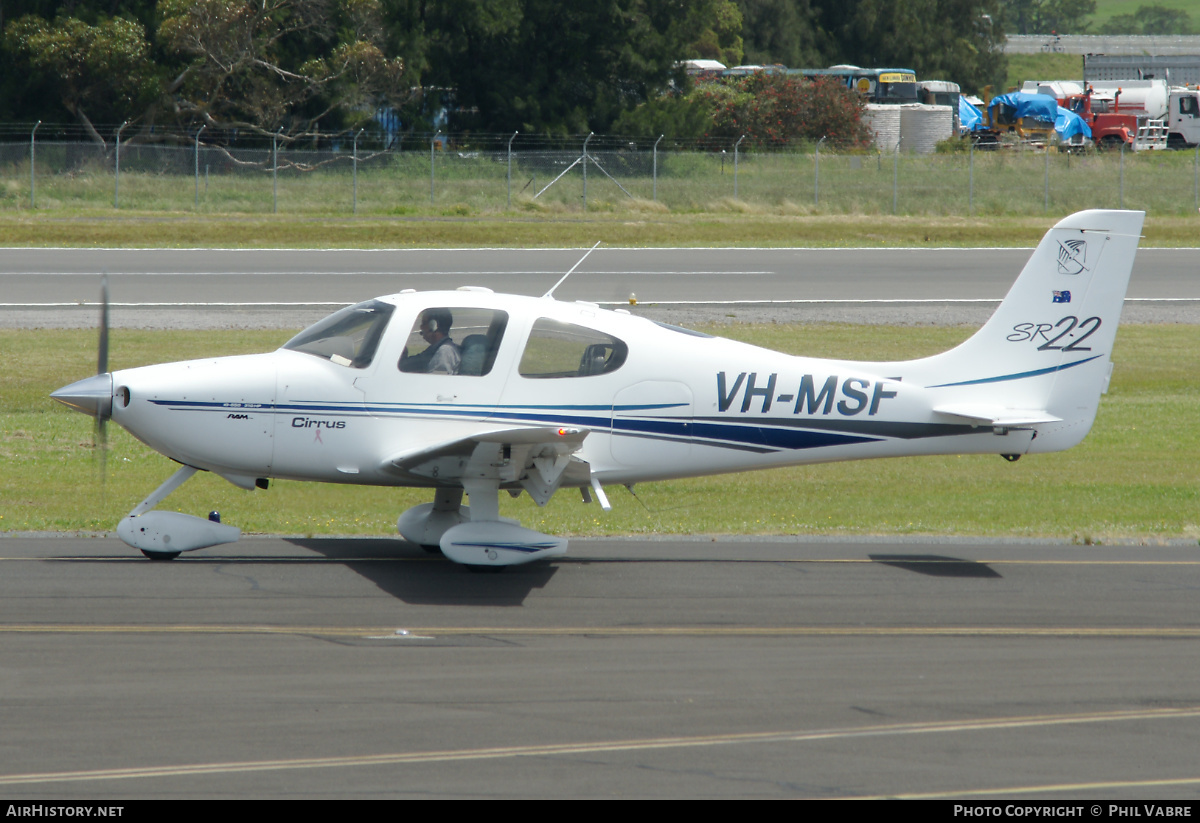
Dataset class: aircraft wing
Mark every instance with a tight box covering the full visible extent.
[932,404,1063,427]
[380,426,591,504]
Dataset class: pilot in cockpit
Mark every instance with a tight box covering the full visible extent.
[399,308,462,374]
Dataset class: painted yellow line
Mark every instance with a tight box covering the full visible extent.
[2,624,1200,638]
[861,775,1200,800]
[2,707,1198,787]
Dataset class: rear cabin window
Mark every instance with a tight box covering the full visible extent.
[398,307,508,376]
[518,318,628,378]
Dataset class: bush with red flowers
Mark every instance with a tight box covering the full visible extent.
[697,73,873,149]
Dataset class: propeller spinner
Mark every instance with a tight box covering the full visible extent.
[50,275,114,460]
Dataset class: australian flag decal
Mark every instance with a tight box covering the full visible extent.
[1053,290,1072,303]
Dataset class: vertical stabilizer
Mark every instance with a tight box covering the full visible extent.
[900,209,1144,451]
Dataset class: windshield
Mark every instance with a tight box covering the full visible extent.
[283,300,395,368]
[877,82,918,104]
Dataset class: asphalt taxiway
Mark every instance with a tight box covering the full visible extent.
[2,535,1199,799]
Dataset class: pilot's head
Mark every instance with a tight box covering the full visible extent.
[419,308,453,343]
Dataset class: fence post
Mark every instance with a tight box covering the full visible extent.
[430,129,440,204]
[1119,141,1128,209]
[734,134,745,199]
[653,134,663,201]
[353,128,362,215]
[893,147,899,215]
[1044,146,1050,213]
[273,128,282,214]
[507,130,518,208]
[814,135,826,207]
[583,132,593,210]
[194,125,205,210]
[30,121,39,210]
[968,139,974,215]
[114,121,128,209]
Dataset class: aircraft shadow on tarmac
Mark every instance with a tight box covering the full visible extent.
[868,554,1002,579]
[286,538,559,606]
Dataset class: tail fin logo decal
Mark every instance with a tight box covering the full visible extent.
[1057,239,1088,275]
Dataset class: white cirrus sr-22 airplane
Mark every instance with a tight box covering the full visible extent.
[53,209,1144,568]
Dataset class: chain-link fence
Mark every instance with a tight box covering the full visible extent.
[3,127,1199,216]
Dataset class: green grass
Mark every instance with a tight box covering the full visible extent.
[4,145,1200,248]
[1005,53,1087,94]
[1091,0,1197,31]
[3,325,1196,542]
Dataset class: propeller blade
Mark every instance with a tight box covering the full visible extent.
[97,273,109,376]
[96,273,110,494]
[95,414,108,494]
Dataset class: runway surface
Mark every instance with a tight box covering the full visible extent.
[2,247,1197,327]
[3,535,1200,799]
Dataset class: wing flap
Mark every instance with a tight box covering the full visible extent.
[381,425,589,475]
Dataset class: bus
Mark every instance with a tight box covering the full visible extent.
[787,66,919,105]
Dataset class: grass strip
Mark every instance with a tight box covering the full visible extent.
[1,213,1198,248]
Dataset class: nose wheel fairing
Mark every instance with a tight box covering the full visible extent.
[115,465,242,558]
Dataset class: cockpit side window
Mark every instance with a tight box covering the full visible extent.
[283,300,395,368]
[518,318,628,379]
[398,308,508,376]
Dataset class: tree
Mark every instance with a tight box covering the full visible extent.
[157,0,407,138]
[610,93,715,140]
[737,0,831,68]
[396,0,733,134]
[730,1,1007,95]
[817,0,1007,95]
[3,13,160,143]
[686,0,745,67]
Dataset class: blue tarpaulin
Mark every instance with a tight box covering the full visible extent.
[987,92,1092,141]
[988,92,1059,125]
[960,96,983,132]
[1055,105,1092,141]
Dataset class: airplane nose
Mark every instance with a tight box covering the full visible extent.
[51,373,114,418]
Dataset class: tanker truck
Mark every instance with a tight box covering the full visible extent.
[1022,80,1169,150]
[1026,79,1200,148]
[1090,80,1199,148]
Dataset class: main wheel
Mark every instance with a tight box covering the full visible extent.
[141,549,180,561]
[464,564,506,574]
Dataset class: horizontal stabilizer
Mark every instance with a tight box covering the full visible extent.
[933,404,1063,427]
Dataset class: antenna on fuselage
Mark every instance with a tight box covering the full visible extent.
[542,241,601,299]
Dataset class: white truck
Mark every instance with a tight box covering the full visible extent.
[1080,79,1199,149]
